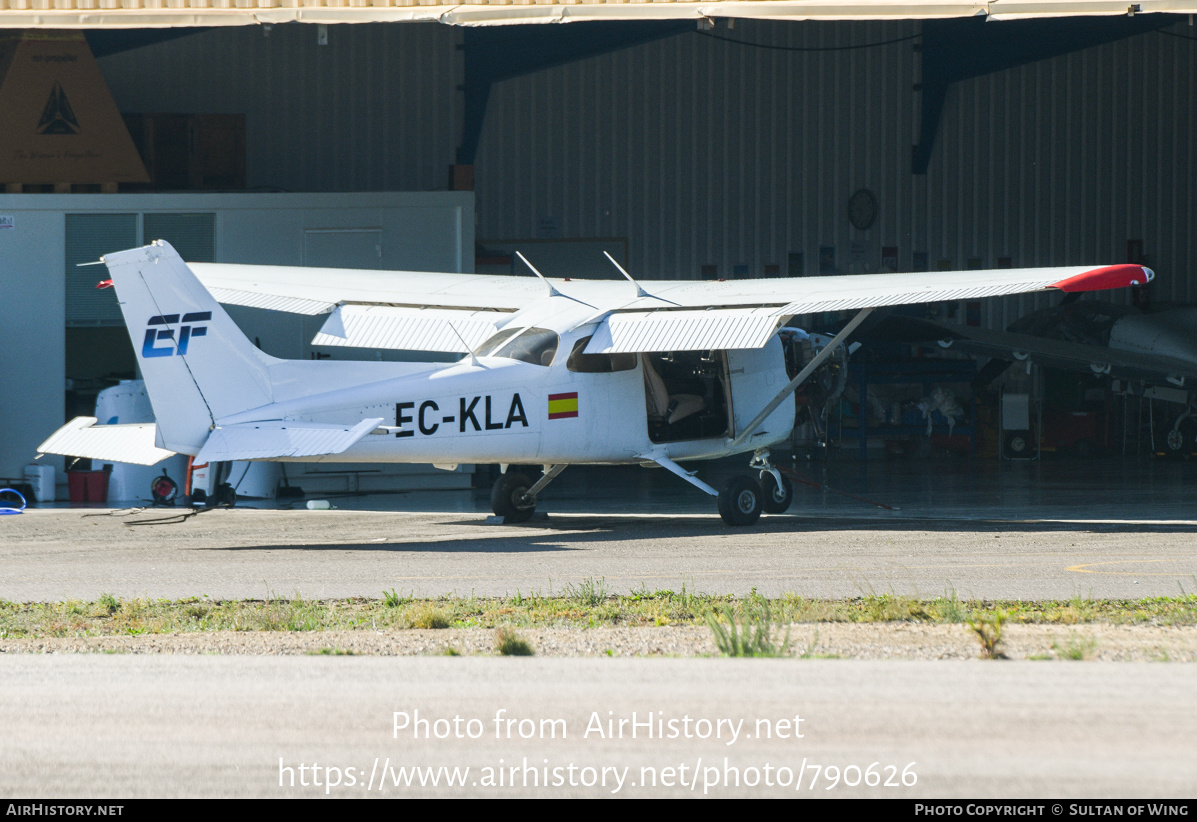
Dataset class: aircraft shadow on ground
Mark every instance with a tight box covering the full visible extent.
[192,513,1197,555]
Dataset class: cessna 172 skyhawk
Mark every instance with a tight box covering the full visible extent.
[38,241,1151,525]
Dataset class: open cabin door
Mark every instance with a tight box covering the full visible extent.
[726,336,795,445]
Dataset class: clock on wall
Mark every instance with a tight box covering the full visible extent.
[847,189,877,231]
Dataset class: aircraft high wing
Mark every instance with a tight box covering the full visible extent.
[37,241,1151,524]
[897,300,1197,456]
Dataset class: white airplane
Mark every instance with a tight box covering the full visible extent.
[38,241,1151,525]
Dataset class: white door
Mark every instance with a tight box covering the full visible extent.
[726,335,794,445]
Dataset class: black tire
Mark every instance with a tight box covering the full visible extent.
[1164,420,1194,459]
[491,471,536,522]
[717,476,763,526]
[1004,431,1030,459]
[761,473,793,514]
[213,482,236,508]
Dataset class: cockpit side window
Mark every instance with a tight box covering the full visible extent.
[566,336,636,373]
[475,326,559,366]
[474,328,519,358]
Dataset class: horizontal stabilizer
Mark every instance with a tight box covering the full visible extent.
[195,418,384,463]
[37,417,177,466]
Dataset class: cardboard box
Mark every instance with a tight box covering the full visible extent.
[124,113,246,191]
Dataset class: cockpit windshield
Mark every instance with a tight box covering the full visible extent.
[472,327,559,367]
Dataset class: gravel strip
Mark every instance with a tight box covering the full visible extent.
[2,623,1194,660]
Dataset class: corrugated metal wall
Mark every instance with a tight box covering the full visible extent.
[928,28,1197,324]
[473,19,1197,324]
[98,20,1197,327]
[99,24,461,194]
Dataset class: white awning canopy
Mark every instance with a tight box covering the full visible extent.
[0,0,1189,29]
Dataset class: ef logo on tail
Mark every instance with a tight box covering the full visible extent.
[142,312,212,358]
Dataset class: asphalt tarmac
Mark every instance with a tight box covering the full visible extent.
[2,656,1194,799]
[3,456,1195,799]
[3,458,1195,601]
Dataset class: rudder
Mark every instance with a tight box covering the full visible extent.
[104,240,278,455]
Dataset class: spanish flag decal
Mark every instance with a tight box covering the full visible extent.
[548,392,579,420]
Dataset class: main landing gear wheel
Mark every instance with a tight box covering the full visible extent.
[718,475,764,526]
[761,473,793,514]
[491,471,537,522]
[1165,420,1194,459]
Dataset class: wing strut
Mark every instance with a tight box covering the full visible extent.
[729,307,875,449]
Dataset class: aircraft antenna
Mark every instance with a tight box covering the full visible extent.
[446,321,478,366]
[515,251,563,298]
[603,251,648,298]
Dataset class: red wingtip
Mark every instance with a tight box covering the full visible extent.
[95,279,114,289]
[1052,264,1153,293]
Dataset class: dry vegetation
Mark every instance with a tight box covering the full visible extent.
[1,584,1194,640]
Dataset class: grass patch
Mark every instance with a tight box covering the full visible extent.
[563,577,609,607]
[496,628,534,656]
[0,591,1193,639]
[383,589,410,608]
[966,609,1008,659]
[408,605,451,630]
[706,602,791,658]
[934,588,967,623]
[1053,633,1099,660]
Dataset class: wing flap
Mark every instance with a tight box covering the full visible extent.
[36,417,177,466]
[196,418,385,463]
[585,307,783,353]
[312,305,504,353]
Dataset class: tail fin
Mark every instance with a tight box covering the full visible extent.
[104,241,278,454]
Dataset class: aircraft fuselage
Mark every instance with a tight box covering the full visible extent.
[217,329,794,466]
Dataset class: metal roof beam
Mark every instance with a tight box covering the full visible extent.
[4,1,1197,29]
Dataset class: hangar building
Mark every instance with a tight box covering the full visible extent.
[2,2,1195,499]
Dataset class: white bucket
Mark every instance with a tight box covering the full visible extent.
[23,464,55,502]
